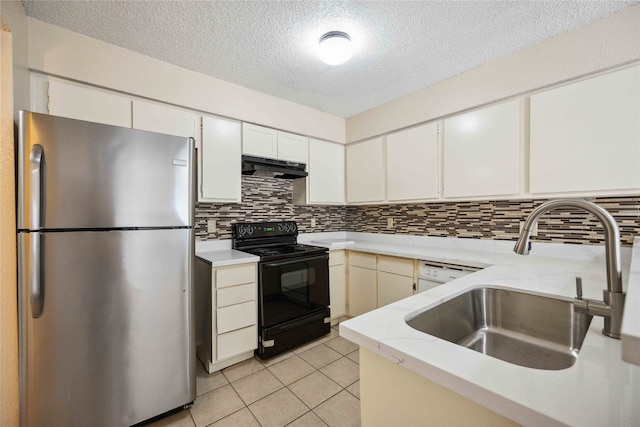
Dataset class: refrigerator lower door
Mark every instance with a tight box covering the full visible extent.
[18,228,195,427]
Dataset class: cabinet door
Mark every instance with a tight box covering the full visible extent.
[377,272,414,307]
[242,123,278,158]
[132,100,198,139]
[277,131,308,163]
[348,266,377,317]
[48,79,132,128]
[346,137,385,203]
[201,115,241,202]
[443,100,520,198]
[330,263,346,319]
[530,66,640,194]
[386,123,439,201]
[309,139,345,204]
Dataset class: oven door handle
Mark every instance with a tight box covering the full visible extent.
[262,254,328,268]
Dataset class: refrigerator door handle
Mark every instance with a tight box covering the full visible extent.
[30,144,45,318]
[30,232,44,318]
[30,144,44,229]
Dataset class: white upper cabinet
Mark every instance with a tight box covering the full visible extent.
[132,100,199,140]
[346,137,385,203]
[530,66,640,194]
[308,139,345,204]
[242,123,308,164]
[201,115,242,202]
[277,131,308,163]
[386,123,439,201]
[47,79,132,128]
[443,100,520,198]
[242,123,278,159]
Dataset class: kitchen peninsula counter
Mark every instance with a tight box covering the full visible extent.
[326,234,640,426]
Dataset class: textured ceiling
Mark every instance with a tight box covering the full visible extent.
[22,1,636,118]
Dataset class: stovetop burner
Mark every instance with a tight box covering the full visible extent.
[241,243,326,261]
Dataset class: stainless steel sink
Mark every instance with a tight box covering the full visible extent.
[406,287,593,370]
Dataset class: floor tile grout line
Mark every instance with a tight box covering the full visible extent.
[229,369,287,407]
[284,409,329,427]
[188,322,355,427]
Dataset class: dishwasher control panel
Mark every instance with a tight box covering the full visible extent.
[417,261,481,292]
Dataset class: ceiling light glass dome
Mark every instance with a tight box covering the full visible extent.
[318,31,353,65]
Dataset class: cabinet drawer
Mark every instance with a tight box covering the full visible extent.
[216,264,256,288]
[217,283,256,308]
[217,324,257,360]
[378,256,414,277]
[329,250,346,266]
[217,301,256,334]
[349,251,376,269]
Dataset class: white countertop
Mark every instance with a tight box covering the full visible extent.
[195,240,259,267]
[336,234,640,426]
[622,239,640,365]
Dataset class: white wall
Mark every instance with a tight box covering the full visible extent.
[26,18,346,144]
[0,8,19,426]
[1,0,30,116]
[347,5,640,143]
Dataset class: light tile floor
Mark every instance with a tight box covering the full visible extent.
[146,325,360,427]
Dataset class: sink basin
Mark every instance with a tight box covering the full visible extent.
[405,287,592,370]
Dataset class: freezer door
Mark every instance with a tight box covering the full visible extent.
[18,229,195,427]
[17,111,194,230]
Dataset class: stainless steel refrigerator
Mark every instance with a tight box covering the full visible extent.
[17,111,196,427]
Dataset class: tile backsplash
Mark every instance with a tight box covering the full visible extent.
[195,176,639,246]
[195,176,345,240]
[346,196,639,247]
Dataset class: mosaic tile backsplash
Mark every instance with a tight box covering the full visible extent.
[195,176,346,241]
[195,176,639,246]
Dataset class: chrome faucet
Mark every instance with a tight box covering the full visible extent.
[514,199,625,339]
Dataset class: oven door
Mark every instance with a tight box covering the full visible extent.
[259,254,329,328]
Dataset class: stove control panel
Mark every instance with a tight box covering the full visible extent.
[233,221,298,239]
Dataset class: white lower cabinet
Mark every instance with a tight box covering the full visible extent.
[347,252,378,317]
[347,252,417,317]
[329,250,347,321]
[196,261,258,373]
[217,325,258,361]
[377,256,416,307]
[348,266,377,317]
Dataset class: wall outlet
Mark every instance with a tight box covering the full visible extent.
[387,217,394,228]
[311,218,317,227]
[207,219,216,233]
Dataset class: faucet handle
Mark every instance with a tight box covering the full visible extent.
[576,277,583,300]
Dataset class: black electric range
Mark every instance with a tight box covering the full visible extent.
[232,221,330,359]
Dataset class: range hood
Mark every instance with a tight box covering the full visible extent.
[241,155,307,179]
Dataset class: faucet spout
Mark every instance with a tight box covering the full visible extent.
[513,199,625,338]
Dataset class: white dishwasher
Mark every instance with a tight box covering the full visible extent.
[417,261,481,292]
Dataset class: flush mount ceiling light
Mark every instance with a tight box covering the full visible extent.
[318,31,353,65]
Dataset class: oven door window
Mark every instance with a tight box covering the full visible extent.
[260,255,329,328]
